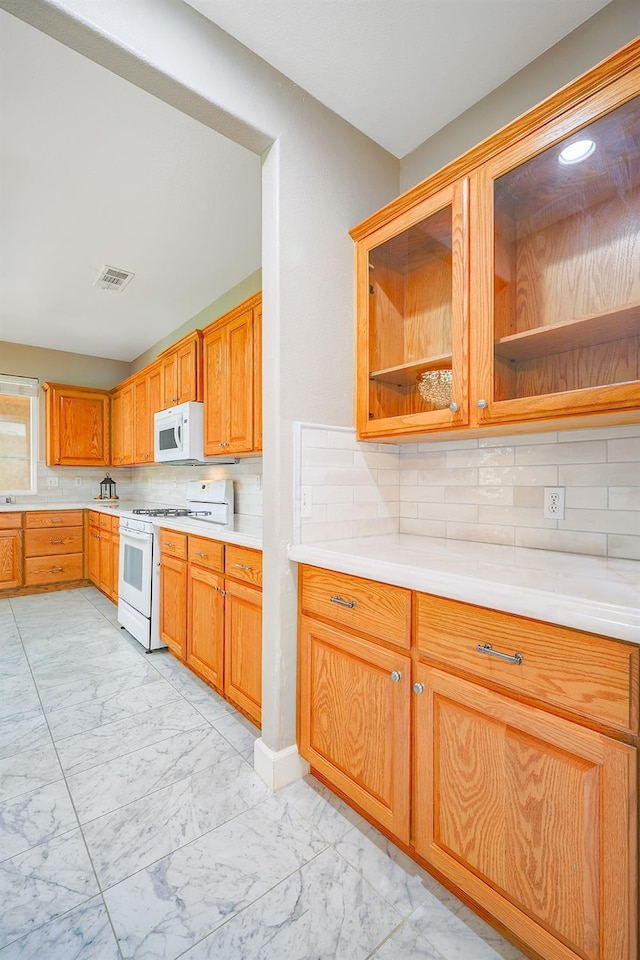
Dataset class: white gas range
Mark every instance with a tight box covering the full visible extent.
[117,480,234,651]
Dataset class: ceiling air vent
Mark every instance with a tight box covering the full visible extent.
[94,265,135,292]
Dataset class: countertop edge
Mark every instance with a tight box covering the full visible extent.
[288,542,640,646]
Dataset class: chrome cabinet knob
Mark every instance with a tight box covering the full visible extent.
[477,399,488,409]
[449,402,459,413]
[413,682,425,695]
[390,670,403,683]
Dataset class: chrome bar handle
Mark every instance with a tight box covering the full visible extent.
[329,595,356,609]
[476,642,523,665]
[194,551,208,558]
[49,566,64,573]
[235,563,252,571]
[49,538,64,544]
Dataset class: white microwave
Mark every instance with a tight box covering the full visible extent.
[153,401,206,464]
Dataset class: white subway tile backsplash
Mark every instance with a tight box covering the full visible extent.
[515,528,607,556]
[609,487,640,510]
[295,423,640,559]
[607,535,640,561]
[515,440,607,465]
[607,437,640,462]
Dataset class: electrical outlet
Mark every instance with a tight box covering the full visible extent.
[46,476,59,488]
[254,475,262,492]
[4,496,15,504]
[301,487,313,520]
[543,487,565,520]
[74,477,83,487]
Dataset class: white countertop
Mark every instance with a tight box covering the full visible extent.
[1,501,262,550]
[289,534,640,645]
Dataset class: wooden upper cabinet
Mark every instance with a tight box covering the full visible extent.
[133,362,161,464]
[253,302,262,452]
[355,181,469,440]
[351,43,640,441]
[158,331,202,409]
[475,76,640,427]
[43,383,110,466]
[111,382,133,466]
[202,293,261,456]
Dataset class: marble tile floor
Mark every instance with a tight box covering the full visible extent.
[0,588,527,960]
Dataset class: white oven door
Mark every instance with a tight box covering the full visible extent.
[119,527,153,617]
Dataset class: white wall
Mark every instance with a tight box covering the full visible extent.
[1,0,400,771]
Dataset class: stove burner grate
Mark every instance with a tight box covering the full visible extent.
[131,508,212,519]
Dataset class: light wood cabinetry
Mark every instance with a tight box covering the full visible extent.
[352,42,640,441]
[159,529,188,658]
[297,564,639,960]
[133,362,162,464]
[202,293,262,456]
[111,382,134,466]
[0,513,23,590]
[42,383,110,466]
[413,664,637,960]
[87,511,119,601]
[24,510,84,587]
[158,331,202,410]
[159,528,263,725]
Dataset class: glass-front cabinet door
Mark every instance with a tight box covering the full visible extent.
[475,76,640,425]
[355,180,469,439]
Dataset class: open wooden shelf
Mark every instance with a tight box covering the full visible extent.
[370,354,453,386]
[494,301,640,363]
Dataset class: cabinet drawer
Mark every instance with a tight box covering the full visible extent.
[25,553,84,585]
[98,513,113,530]
[415,593,639,734]
[301,566,411,649]
[225,545,262,588]
[188,536,224,572]
[0,513,22,530]
[25,527,84,557]
[26,510,83,528]
[159,529,187,559]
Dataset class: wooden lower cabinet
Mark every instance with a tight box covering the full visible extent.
[159,552,187,659]
[413,664,637,960]
[24,511,84,588]
[0,526,23,590]
[298,614,410,842]
[297,565,639,960]
[188,563,224,690]
[159,529,262,726]
[224,578,262,727]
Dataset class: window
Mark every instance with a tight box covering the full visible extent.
[0,375,39,495]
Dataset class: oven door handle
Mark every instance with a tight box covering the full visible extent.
[176,423,182,448]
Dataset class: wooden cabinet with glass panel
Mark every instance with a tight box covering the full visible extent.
[351,41,640,442]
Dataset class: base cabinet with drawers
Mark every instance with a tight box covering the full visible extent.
[298,564,639,960]
[159,530,262,726]
[24,511,84,587]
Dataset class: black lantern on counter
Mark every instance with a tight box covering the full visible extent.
[99,473,117,500]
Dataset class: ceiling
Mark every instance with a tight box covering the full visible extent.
[0,8,262,362]
[0,0,611,362]
[186,0,611,158]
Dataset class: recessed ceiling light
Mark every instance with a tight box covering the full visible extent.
[558,139,596,165]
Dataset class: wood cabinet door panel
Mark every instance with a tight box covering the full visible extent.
[253,304,262,452]
[98,531,112,596]
[226,311,253,452]
[299,615,411,842]
[111,533,119,601]
[224,579,262,726]
[203,325,226,454]
[0,530,22,589]
[160,554,187,659]
[414,664,637,960]
[188,565,224,690]
[53,390,110,466]
[88,527,100,585]
[161,353,178,409]
[177,339,199,404]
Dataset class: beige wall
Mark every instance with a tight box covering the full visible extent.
[131,268,262,373]
[400,0,640,190]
